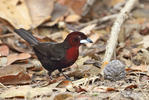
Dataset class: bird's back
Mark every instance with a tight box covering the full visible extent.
[33,42,68,71]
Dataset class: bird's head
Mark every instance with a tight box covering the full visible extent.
[64,31,93,47]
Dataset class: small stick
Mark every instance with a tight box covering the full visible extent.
[102,0,138,74]
[78,14,118,28]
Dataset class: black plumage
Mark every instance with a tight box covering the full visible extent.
[14,28,92,78]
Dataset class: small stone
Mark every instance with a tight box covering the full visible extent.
[104,60,126,81]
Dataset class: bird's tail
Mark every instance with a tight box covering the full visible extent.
[14,28,39,46]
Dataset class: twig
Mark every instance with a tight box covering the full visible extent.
[78,14,118,28]
[0,33,14,38]
[102,0,138,74]
[66,76,99,90]
[0,83,8,89]
[136,73,149,100]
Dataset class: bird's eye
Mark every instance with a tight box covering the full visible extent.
[78,36,81,39]
[73,38,79,42]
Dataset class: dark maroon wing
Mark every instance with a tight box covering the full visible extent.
[33,42,66,62]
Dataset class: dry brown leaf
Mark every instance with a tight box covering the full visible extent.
[0,0,54,29]
[110,0,125,6]
[135,18,146,24]
[0,85,53,99]
[56,80,71,88]
[0,0,32,29]
[80,24,96,35]
[0,45,9,56]
[25,0,54,28]
[61,31,69,40]
[51,2,68,21]
[74,86,87,93]
[77,56,90,66]
[0,57,7,66]
[138,35,149,48]
[53,93,73,100]
[0,65,31,84]
[75,95,92,100]
[6,38,30,53]
[106,87,117,92]
[0,39,2,44]
[47,32,62,41]
[126,65,148,72]
[140,25,149,35]
[44,17,60,27]
[124,84,138,90]
[56,0,87,15]
[92,86,115,92]
[7,53,31,66]
[65,14,81,23]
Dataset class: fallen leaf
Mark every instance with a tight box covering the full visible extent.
[0,0,32,29]
[7,53,31,66]
[0,45,9,56]
[80,24,96,35]
[0,39,2,44]
[138,35,149,48]
[110,0,125,6]
[0,85,53,99]
[135,18,146,24]
[61,31,69,40]
[6,37,30,53]
[140,26,149,35]
[65,14,81,23]
[0,57,7,66]
[25,0,54,28]
[77,56,90,66]
[0,0,54,29]
[74,86,87,93]
[47,32,62,41]
[0,65,31,84]
[53,93,73,100]
[124,84,138,90]
[51,2,68,21]
[126,65,148,72]
[92,86,117,93]
[106,87,117,92]
[56,80,71,88]
[75,95,92,100]
[56,0,87,15]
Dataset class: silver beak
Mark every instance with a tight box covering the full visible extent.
[80,38,93,43]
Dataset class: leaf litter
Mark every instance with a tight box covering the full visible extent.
[0,0,149,100]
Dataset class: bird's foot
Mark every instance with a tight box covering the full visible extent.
[61,72,72,81]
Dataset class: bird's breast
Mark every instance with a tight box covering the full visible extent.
[65,46,79,63]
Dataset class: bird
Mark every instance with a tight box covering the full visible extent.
[14,28,93,79]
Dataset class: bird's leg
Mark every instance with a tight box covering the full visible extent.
[47,71,53,80]
[35,71,53,87]
[61,72,70,80]
[58,69,71,80]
